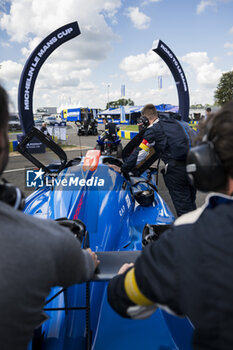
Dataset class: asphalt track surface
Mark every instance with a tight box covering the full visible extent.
[4,125,207,217]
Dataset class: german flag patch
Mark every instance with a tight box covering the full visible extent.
[139,139,150,152]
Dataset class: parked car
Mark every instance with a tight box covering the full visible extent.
[43,116,57,125]
[34,119,44,128]
[8,114,21,131]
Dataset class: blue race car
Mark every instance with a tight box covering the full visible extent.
[17,127,193,350]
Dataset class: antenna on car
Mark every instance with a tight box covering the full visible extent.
[79,136,83,158]
[77,121,83,158]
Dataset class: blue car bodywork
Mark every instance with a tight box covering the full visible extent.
[22,142,193,349]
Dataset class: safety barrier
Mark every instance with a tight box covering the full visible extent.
[188,121,199,132]
[117,130,138,140]
[118,121,199,140]
[9,140,18,152]
[9,136,58,153]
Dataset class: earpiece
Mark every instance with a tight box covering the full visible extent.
[186,125,227,192]
[0,180,25,210]
[138,115,149,128]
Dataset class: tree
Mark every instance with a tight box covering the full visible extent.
[190,104,204,109]
[214,71,233,106]
[106,98,134,109]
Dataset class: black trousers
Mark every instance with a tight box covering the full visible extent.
[162,162,196,217]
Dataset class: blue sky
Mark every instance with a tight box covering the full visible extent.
[0,0,233,112]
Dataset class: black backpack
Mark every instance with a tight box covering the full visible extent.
[158,112,196,161]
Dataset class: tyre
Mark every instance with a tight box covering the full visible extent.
[116,143,123,158]
[104,144,111,155]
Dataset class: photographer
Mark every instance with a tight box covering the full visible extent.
[108,101,233,349]
[0,85,99,350]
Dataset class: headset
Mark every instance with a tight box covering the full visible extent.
[0,179,25,210]
[186,122,227,192]
[138,115,149,129]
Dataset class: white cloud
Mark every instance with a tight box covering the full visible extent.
[101,0,121,21]
[21,37,42,57]
[229,26,233,34]
[118,48,223,105]
[197,0,216,14]
[120,50,170,82]
[0,60,23,82]
[224,42,233,56]
[224,42,233,49]
[0,0,122,109]
[132,85,176,105]
[109,73,119,78]
[196,0,233,14]
[181,52,222,88]
[1,0,228,110]
[125,7,150,30]
[0,0,120,48]
[142,0,161,6]
[0,0,122,64]
[213,56,220,62]
[0,41,11,47]
[0,0,9,13]
[0,60,23,111]
[189,88,215,105]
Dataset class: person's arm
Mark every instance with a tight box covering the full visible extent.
[46,221,99,287]
[107,228,183,319]
[108,128,156,174]
[121,128,156,174]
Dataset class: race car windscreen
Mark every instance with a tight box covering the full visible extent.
[17,127,67,174]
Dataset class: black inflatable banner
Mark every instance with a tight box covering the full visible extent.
[152,40,190,121]
[18,22,81,134]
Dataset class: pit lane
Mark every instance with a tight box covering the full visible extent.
[4,126,207,216]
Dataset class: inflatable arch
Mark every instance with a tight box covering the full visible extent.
[18,26,190,130]
[18,22,81,134]
[152,40,190,121]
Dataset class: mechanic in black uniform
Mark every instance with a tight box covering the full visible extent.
[108,101,233,350]
[100,117,119,142]
[109,103,196,217]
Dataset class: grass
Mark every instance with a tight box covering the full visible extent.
[120,125,139,131]
[57,144,78,149]
[8,130,22,134]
